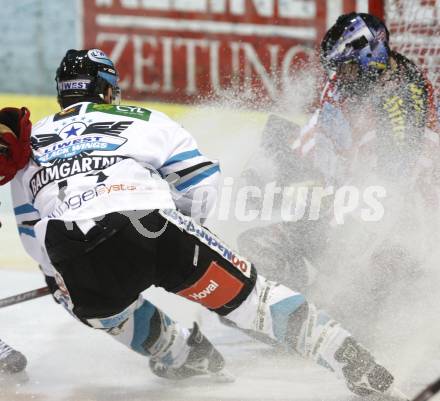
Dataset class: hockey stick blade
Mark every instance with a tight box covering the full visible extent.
[411,377,440,401]
[0,286,50,309]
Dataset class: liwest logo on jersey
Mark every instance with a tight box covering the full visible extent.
[33,120,132,164]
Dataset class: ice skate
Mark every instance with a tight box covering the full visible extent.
[335,337,408,401]
[0,339,27,374]
[150,322,234,383]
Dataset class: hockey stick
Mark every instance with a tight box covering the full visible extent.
[411,377,440,401]
[0,286,50,309]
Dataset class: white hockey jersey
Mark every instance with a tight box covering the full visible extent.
[11,102,220,276]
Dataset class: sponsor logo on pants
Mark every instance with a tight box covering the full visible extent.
[178,262,244,310]
[188,280,219,301]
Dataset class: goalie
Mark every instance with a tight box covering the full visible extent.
[237,12,440,300]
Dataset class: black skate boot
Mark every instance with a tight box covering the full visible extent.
[335,337,407,400]
[0,339,27,374]
[149,322,234,382]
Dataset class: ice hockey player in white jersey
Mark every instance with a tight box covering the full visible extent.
[0,338,27,374]
[5,53,227,381]
[3,48,409,399]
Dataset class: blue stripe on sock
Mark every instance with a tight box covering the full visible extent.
[14,203,37,215]
[161,351,174,366]
[18,226,36,238]
[175,165,220,191]
[317,355,334,372]
[270,294,306,342]
[130,300,157,356]
[162,149,201,167]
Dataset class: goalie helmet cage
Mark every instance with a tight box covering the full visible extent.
[369,0,440,93]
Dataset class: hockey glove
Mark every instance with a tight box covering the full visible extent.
[0,107,32,185]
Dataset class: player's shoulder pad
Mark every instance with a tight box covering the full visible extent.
[33,115,55,132]
[53,104,83,122]
[145,107,180,126]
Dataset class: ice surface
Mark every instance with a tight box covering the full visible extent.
[1,268,439,401]
[0,269,352,401]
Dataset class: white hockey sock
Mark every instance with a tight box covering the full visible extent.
[224,275,396,397]
[224,275,348,362]
[87,294,191,369]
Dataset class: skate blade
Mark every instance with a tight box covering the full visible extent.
[387,387,409,401]
[366,388,409,401]
[0,371,29,386]
[209,367,236,383]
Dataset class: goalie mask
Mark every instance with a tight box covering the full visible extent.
[320,13,390,79]
[56,49,121,108]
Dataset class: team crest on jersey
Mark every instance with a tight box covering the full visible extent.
[32,120,132,164]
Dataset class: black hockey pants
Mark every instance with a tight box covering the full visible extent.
[45,209,256,320]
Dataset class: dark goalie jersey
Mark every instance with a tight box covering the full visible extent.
[296,50,440,186]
